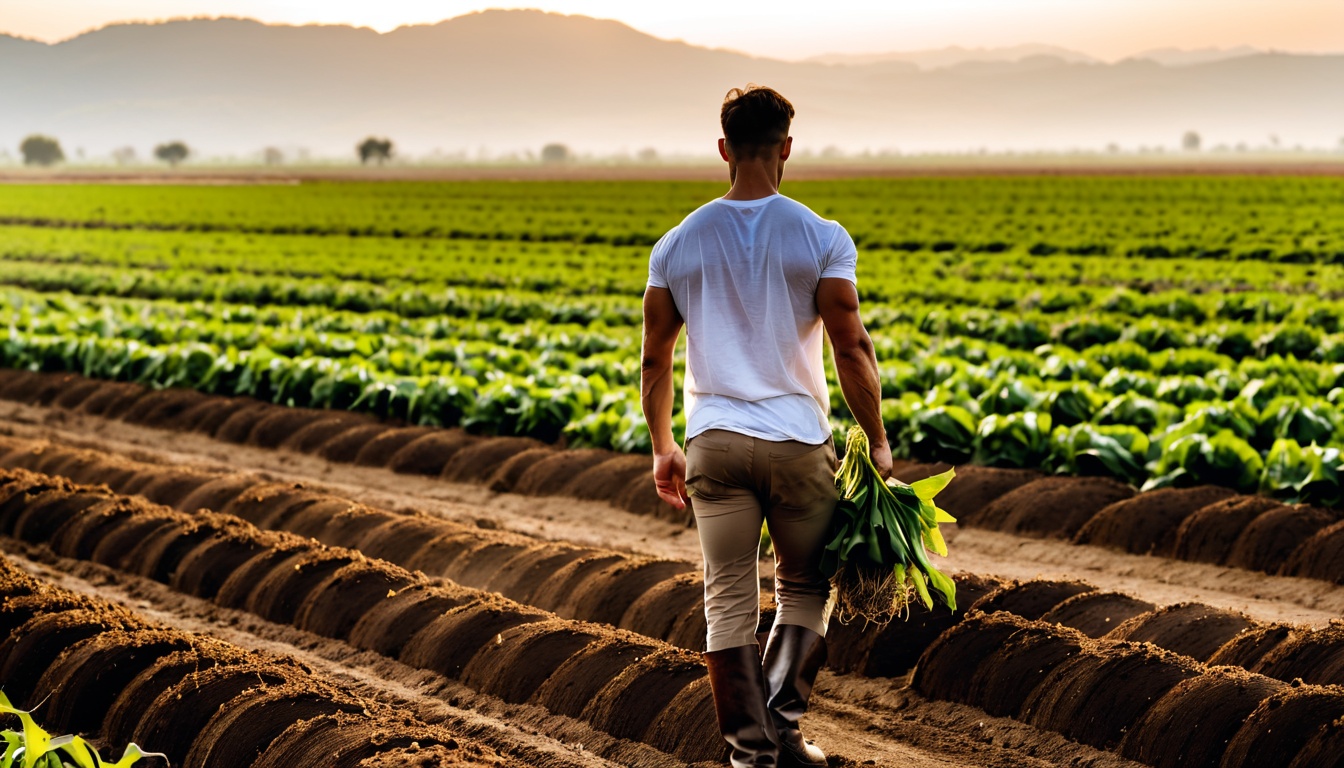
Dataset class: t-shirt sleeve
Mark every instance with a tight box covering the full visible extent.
[647,230,672,289]
[820,224,858,283]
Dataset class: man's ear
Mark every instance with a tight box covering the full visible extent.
[718,138,730,162]
[780,136,793,161]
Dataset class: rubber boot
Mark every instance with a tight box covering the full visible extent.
[703,644,781,767]
[761,624,827,768]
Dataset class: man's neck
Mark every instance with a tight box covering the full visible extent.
[723,161,782,201]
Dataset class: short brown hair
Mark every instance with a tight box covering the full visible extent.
[721,85,794,159]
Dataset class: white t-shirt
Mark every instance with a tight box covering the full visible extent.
[647,193,858,444]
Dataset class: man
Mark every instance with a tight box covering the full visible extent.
[640,85,891,768]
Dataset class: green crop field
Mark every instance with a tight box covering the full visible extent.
[3,176,1344,501]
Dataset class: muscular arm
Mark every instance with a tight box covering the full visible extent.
[817,277,892,478]
[641,286,688,508]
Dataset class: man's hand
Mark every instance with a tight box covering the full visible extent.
[869,439,894,480]
[653,445,688,509]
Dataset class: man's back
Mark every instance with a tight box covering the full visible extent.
[648,193,857,445]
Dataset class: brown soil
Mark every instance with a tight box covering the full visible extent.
[555,558,696,627]
[176,473,262,514]
[1283,520,1344,583]
[969,621,1090,718]
[1207,623,1298,670]
[401,595,551,679]
[122,388,211,429]
[829,572,1006,679]
[36,628,192,734]
[184,679,366,768]
[77,381,146,417]
[213,402,279,443]
[1219,686,1344,768]
[1041,591,1156,638]
[0,606,148,705]
[1104,602,1256,662]
[1172,495,1284,564]
[1225,504,1340,573]
[459,618,605,704]
[387,430,480,475]
[978,476,1134,538]
[294,560,424,640]
[1117,667,1286,768]
[1075,486,1238,556]
[485,446,558,492]
[347,582,476,657]
[445,539,542,590]
[559,454,652,502]
[1252,623,1344,686]
[970,579,1098,621]
[1020,641,1204,750]
[281,413,376,453]
[936,465,1043,526]
[618,571,706,645]
[317,424,395,462]
[246,406,334,448]
[442,436,546,483]
[353,426,438,466]
[244,548,360,624]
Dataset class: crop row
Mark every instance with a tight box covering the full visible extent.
[0,554,503,768]
[13,277,1344,491]
[0,466,728,763]
[3,178,1342,263]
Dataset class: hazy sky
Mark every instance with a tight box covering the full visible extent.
[4,0,1342,59]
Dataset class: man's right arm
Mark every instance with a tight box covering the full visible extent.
[817,277,892,479]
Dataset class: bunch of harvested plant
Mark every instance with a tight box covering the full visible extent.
[821,426,958,627]
[1,691,166,768]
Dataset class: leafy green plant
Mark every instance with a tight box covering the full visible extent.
[1259,439,1344,506]
[973,412,1053,468]
[822,426,957,626]
[1142,429,1264,493]
[1049,423,1149,485]
[0,691,166,768]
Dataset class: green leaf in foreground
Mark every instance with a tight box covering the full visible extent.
[823,426,958,628]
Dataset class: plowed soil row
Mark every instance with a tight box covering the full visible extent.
[0,369,674,520]
[0,552,506,768]
[9,425,1343,749]
[969,579,1344,686]
[913,611,1344,768]
[7,369,1342,588]
[909,462,1344,584]
[0,468,1143,768]
[0,466,728,764]
[5,425,1343,696]
[0,432,1010,680]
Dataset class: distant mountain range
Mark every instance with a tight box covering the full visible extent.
[806,44,1266,69]
[1,11,1340,159]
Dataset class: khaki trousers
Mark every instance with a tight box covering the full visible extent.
[686,429,839,652]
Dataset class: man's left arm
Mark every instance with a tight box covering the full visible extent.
[641,286,687,509]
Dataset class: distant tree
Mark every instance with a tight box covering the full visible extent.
[19,135,64,166]
[540,143,571,164]
[154,141,190,167]
[357,137,393,165]
[111,146,137,165]
[1182,131,1201,152]
[263,147,284,166]
[636,147,659,163]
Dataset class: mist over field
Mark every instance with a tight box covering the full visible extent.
[1,9,1342,160]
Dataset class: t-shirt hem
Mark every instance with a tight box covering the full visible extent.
[685,423,830,445]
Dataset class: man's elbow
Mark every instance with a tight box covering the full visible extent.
[832,332,875,363]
